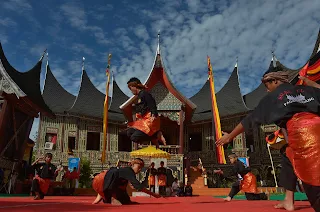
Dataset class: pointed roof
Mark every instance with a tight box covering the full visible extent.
[109,76,129,113]
[191,62,248,121]
[0,43,53,117]
[42,62,76,113]
[66,68,126,122]
[67,69,106,118]
[120,32,196,121]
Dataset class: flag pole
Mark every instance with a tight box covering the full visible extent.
[101,54,112,165]
[267,144,278,187]
[207,56,226,164]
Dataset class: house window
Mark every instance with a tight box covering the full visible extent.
[45,133,57,150]
[188,133,202,152]
[118,134,132,152]
[68,137,76,152]
[86,132,100,151]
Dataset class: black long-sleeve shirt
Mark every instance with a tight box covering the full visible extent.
[232,160,251,179]
[104,167,144,191]
[157,167,167,176]
[241,83,320,131]
[134,90,158,116]
[148,168,157,176]
[33,163,56,180]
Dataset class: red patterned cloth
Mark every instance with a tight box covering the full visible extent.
[286,112,320,186]
[34,175,51,194]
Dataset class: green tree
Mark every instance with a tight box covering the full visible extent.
[79,158,92,188]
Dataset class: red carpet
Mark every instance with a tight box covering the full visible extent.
[0,196,313,212]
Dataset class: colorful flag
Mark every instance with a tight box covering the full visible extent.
[101,54,112,164]
[207,56,226,164]
[296,51,320,85]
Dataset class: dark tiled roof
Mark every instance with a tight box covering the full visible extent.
[243,60,299,109]
[109,80,129,113]
[0,43,53,116]
[67,70,125,122]
[190,65,248,121]
[42,63,76,113]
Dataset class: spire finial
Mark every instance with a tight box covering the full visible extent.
[46,52,49,65]
[157,30,161,54]
[39,49,47,61]
[271,51,277,67]
[235,57,238,68]
[82,57,85,71]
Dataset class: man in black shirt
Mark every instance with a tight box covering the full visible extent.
[224,154,267,201]
[157,161,167,196]
[126,77,166,148]
[92,158,161,205]
[31,153,59,200]
[216,68,320,211]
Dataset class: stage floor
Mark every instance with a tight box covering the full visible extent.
[0,196,313,212]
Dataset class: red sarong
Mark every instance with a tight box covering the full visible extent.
[92,171,107,199]
[148,175,155,186]
[286,112,320,186]
[127,112,160,136]
[240,172,257,194]
[158,174,166,186]
[34,175,51,194]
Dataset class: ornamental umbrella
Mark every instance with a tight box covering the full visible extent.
[130,145,170,159]
[130,145,170,196]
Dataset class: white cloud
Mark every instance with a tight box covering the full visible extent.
[110,0,320,97]
[0,17,17,27]
[0,34,8,44]
[27,0,320,139]
[133,25,150,41]
[60,2,110,45]
[71,43,96,57]
[3,0,32,12]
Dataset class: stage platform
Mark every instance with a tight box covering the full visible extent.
[0,196,313,212]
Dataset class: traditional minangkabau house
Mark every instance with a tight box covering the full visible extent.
[1,30,319,187]
[0,43,54,173]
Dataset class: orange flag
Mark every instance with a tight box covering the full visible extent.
[207,56,226,164]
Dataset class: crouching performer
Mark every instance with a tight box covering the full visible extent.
[92,158,161,205]
[30,153,59,200]
[224,154,268,201]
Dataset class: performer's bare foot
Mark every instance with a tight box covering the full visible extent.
[111,198,122,205]
[92,194,103,204]
[33,192,40,200]
[223,196,232,202]
[274,201,294,211]
[157,131,167,146]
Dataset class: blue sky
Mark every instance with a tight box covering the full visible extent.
[0,0,320,140]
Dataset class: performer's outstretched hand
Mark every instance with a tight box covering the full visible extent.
[299,76,320,88]
[215,131,231,146]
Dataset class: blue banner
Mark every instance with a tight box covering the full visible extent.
[68,157,80,172]
[238,157,249,167]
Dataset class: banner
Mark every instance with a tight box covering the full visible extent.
[68,157,80,172]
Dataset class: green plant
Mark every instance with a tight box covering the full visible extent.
[79,158,92,188]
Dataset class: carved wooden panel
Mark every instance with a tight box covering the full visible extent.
[159,111,180,123]
[149,82,181,110]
